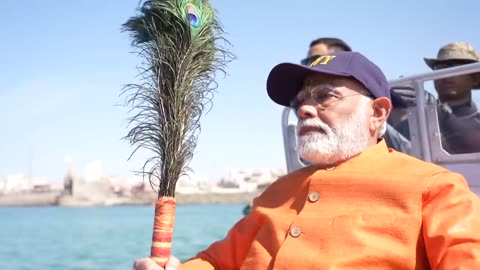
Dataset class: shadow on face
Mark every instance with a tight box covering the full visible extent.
[432,61,478,102]
[434,74,475,102]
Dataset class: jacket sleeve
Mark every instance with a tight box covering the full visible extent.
[422,172,480,269]
[180,204,263,270]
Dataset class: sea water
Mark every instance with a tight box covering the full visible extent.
[0,204,244,270]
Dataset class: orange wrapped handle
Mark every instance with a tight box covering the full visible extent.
[150,196,176,266]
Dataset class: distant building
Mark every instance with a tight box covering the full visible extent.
[215,169,286,192]
[0,174,53,194]
[63,170,74,195]
[33,184,51,193]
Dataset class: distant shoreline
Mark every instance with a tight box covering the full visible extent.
[0,191,260,207]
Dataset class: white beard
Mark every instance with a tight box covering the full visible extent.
[296,110,371,166]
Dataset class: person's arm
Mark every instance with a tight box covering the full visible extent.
[180,208,263,270]
[437,108,480,153]
[390,87,437,108]
[133,207,263,270]
[422,172,480,269]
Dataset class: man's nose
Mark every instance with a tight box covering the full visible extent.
[296,101,318,120]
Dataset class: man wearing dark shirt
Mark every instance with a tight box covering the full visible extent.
[391,41,480,154]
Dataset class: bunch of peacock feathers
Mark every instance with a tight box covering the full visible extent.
[121,0,234,197]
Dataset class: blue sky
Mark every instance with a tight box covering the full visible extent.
[1,0,480,182]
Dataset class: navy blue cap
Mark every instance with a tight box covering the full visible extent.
[266,51,391,107]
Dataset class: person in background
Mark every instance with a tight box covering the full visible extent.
[391,41,480,154]
[301,37,352,66]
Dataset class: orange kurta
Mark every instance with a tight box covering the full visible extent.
[180,140,480,269]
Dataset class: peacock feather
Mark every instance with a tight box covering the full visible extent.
[121,0,234,198]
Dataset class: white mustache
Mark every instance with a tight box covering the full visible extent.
[297,118,330,133]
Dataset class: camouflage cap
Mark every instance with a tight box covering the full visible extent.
[424,41,479,68]
[424,41,480,89]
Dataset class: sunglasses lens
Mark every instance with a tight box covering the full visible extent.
[434,60,476,70]
[301,55,321,66]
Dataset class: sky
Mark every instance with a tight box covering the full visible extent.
[1,0,480,182]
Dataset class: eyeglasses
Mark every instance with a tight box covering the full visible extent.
[300,55,322,66]
[290,85,373,113]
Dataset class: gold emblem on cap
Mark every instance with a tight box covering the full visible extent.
[309,55,337,66]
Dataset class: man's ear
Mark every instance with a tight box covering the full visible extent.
[370,97,391,132]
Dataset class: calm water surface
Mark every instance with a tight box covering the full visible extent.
[0,204,244,270]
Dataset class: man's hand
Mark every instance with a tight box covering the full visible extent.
[391,87,417,107]
[390,87,438,107]
[133,256,180,270]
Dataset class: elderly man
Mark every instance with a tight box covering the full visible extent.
[134,52,480,270]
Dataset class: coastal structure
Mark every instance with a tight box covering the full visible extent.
[0,164,285,206]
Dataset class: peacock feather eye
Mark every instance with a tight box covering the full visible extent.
[186,4,200,28]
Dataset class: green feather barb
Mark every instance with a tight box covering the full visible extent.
[121,0,234,197]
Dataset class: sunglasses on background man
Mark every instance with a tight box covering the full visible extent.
[300,55,323,66]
